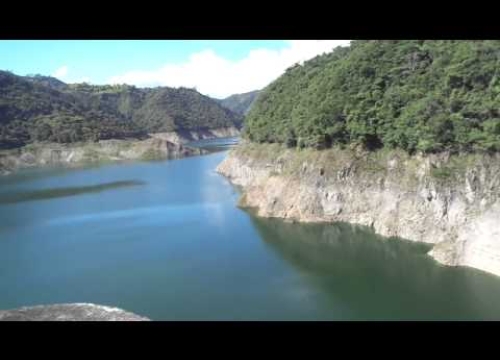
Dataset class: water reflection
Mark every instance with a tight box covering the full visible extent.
[186,137,239,153]
[250,217,500,320]
[2,149,500,320]
[0,180,145,205]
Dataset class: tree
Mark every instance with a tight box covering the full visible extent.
[244,40,500,154]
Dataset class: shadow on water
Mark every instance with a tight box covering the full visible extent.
[0,161,145,186]
[250,216,500,320]
[0,180,145,205]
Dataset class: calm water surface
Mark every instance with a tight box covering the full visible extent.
[1,142,500,320]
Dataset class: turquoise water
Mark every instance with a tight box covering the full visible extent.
[1,148,500,320]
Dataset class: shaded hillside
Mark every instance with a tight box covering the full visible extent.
[245,41,500,153]
[0,71,242,149]
[217,90,260,115]
[133,87,242,132]
[25,75,68,91]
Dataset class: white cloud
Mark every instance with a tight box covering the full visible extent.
[108,40,350,99]
[50,67,91,84]
[52,65,68,79]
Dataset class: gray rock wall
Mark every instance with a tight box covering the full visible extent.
[0,303,149,321]
[217,145,500,276]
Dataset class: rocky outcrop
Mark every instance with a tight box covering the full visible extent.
[150,127,240,144]
[0,127,240,175]
[0,136,204,175]
[0,303,149,321]
[216,143,500,276]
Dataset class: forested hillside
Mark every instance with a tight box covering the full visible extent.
[245,40,500,153]
[0,71,242,149]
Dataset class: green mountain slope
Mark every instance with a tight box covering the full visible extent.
[245,40,500,153]
[0,71,242,149]
[217,90,260,115]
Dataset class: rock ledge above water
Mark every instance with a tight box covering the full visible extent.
[0,303,150,321]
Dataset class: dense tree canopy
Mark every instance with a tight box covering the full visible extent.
[245,40,500,153]
[0,71,242,149]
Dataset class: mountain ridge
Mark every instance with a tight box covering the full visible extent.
[245,40,500,154]
[0,70,242,149]
[216,90,260,115]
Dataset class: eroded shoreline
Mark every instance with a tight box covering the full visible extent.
[217,143,500,277]
[0,127,239,176]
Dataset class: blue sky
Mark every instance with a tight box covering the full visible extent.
[0,40,350,98]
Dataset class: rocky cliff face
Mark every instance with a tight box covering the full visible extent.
[0,303,149,321]
[0,135,203,175]
[0,127,239,175]
[216,143,500,276]
[150,126,240,144]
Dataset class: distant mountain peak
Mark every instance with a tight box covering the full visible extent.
[216,90,261,115]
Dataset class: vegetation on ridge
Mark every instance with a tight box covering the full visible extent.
[245,40,500,153]
[0,71,242,149]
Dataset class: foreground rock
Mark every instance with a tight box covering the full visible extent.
[0,303,149,321]
[217,143,500,277]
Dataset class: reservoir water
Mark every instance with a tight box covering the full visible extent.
[1,141,500,320]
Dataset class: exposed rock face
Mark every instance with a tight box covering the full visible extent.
[0,303,149,321]
[0,166,9,176]
[216,144,500,277]
[150,126,240,144]
[0,127,240,175]
[0,134,204,175]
